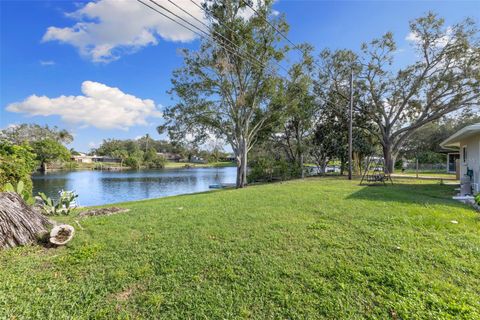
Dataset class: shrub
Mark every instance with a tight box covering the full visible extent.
[38,191,78,215]
[3,180,35,205]
[0,142,37,194]
[248,157,302,183]
[125,156,141,169]
[145,155,166,169]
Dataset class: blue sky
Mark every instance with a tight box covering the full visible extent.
[1,0,479,152]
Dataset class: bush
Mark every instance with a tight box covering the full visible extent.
[125,156,141,169]
[394,158,404,170]
[248,157,301,183]
[475,193,480,206]
[417,151,446,164]
[38,191,78,215]
[145,155,166,169]
[0,142,37,194]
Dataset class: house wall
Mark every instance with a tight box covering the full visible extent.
[459,133,480,192]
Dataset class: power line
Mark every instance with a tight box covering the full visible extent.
[149,0,270,70]
[187,0,291,75]
[138,0,264,70]
[137,0,204,39]
[137,0,343,109]
[240,0,323,70]
[165,0,274,72]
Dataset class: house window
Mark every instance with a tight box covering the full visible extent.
[462,146,467,163]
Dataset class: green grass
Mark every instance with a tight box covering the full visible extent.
[392,171,458,180]
[1,178,479,319]
[164,161,236,168]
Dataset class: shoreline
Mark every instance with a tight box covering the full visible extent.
[34,161,236,173]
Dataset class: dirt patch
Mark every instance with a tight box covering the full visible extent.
[115,287,133,302]
[79,207,130,218]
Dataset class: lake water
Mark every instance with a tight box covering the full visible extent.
[32,167,236,206]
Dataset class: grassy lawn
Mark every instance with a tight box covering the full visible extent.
[392,171,458,180]
[1,178,479,319]
[164,161,236,168]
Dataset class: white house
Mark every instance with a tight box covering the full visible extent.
[440,123,480,196]
[71,153,93,163]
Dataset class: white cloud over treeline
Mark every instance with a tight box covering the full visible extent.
[6,81,162,130]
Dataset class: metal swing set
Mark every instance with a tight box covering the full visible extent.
[360,156,394,186]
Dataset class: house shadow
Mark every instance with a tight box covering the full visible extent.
[346,182,469,210]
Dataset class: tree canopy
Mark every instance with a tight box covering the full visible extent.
[160,0,288,188]
[316,12,479,171]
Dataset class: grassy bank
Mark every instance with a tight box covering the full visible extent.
[48,161,235,171]
[1,178,479,319]
[164,161,236,168]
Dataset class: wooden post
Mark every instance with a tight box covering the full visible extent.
[416,158,419,178]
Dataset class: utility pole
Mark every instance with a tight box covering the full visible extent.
[348,69,354,180]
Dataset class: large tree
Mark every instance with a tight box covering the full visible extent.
[31,139,70,172]
[358,13,479,172]
[273,45,317,178]
[160,0,288,188]
[0,124,73,145]
[316,13,479,172]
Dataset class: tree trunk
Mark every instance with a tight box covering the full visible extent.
[0,192,51,249]
[300,153,305,179]
[382,143,396,173]
[236,139,248,188]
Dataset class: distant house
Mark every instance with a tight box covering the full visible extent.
[440,123,480,196]
[157,152,182,162]
[92,156,121,163]
[71,153,93,163]
[224,153,236,162]
[191,155,207,164]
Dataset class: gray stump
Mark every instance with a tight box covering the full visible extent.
[0,192,51,249]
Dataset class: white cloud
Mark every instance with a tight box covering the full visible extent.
[405,31,420,43]
[40,60,55,66]
[42,0,206,62]
[6,81,162,130]
[42,0,269,63]
[405,27,452,48]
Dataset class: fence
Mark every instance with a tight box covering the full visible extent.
[401,162,447,173]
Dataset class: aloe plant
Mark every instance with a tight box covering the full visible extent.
[38,191,78,215]
[3,180,35,205]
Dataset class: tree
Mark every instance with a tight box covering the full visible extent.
[357,13,479,172]
[31,139,70,172]
[125,150,144,169]
[0,124,73,145]
[0,142,37,194]
[111,149,129,167]
[401,112,480,159]
[160,0,288,188]
[274,46,316,178]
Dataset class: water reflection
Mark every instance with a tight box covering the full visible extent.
[32,167,236,206]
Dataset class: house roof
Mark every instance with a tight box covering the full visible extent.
[440,123,480,149]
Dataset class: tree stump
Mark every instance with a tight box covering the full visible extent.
[0,192,51,249]
[49,224,74,246]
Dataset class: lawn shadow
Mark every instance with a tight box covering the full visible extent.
[346,182,469,210]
